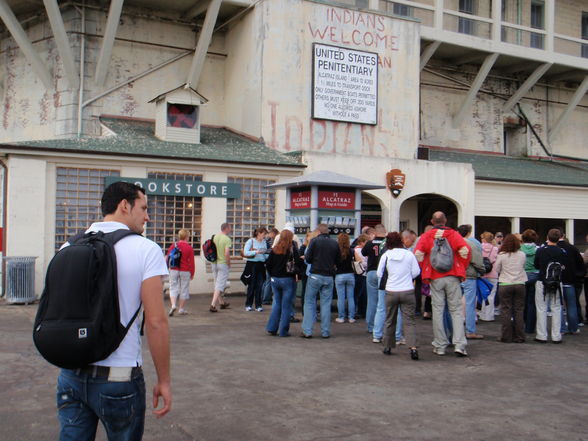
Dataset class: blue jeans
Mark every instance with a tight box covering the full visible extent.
[461,278,478,334]
[374,288,402,340]
[335,273,355,319]
[266,277,296,336]
[524,272,539,333]
[561,285,579,333]
[57,368,146,441]
[366,271,379,332]
[262,271,273,304]
[302,274,334,337]
[245,262,266,308]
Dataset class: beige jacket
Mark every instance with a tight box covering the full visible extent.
[495,251,528,284]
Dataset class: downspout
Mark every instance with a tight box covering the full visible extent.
[0,159,7,298]
[76,2,86,137]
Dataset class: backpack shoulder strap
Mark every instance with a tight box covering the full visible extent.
[102,229,139,245]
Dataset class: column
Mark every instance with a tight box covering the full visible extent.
[354,189,362,239]
[545,0,554,52]
[310,186,319,232]
[510,217,520,234]
[565,219,574,244]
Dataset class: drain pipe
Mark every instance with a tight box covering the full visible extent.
[76,1,86,137]
[0,158,7,298]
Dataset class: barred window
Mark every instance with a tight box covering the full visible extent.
[55,167,120,250]
[227,177,276,257]
[145,172,203,255]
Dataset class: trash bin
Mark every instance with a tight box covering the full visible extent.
[4,257,37,304]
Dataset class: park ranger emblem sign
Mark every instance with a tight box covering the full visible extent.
[386,169,405,198]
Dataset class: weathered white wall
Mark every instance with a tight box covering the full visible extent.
[6,157,48,295]
[475,180,588,219]
[420,69,588,160]
[260,0,420,158]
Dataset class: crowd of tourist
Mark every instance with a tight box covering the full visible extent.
[166,215,587,360]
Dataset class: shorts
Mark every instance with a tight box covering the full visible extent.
[212,263,229,292]
[169,269,191,300]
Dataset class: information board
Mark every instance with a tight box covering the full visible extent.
[312,43,378,125]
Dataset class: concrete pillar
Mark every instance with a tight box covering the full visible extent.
[310,186,318,231]
[510,217,520,234]
[566,219,574,244]
[354,189,362,239]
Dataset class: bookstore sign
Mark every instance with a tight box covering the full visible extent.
[105,177,241,198]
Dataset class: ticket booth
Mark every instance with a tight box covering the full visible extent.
[267,170,385,240]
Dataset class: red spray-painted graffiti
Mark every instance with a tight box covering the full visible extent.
[307,7,398,69]
[268,101,403,157]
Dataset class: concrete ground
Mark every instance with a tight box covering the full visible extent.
[1,293,587,441]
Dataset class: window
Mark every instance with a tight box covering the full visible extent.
[167,103,198,129]
[55,167,120,250]
[582,13,588,58]
[226,177,276,257]
[530,1,544,49]
[458,0,475,35]
[392,2,412,17]
[145,172,203,255]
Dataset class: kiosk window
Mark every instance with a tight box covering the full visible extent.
[146,172,203,255]
[55,167,120,250]
[227,177,276,257]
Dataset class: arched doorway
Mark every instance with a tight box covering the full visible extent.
[361,192,382,229]
[400,193,458,234]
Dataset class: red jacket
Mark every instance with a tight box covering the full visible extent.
[166,240,195,277]
[414,227,471,282]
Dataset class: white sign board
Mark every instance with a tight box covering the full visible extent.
[312,43,378,125]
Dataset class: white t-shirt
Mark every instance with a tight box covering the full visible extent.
[80,221,168,367]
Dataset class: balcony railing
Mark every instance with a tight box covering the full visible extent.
[378,0,588,61]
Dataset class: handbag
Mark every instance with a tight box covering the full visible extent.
[378,256,388,290]
[240,260,255,286]
[285,247,296,275]
[352,260,365,275]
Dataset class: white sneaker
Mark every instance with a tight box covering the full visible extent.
[433,347,445,356]
[178,309,188,315]
[168,306,176,317]
[348,319,356,323]
[245,306,253,311]
[396,338,406,345]
[256,307,264,312]
[372,337,382,343]
[335,318,345,323]
[454,348,468,357]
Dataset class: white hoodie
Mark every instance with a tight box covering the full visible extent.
[376,248,421,292]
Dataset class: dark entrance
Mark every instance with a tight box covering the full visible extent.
[475,216,512,240]
[361,193,382,229]
[402,194,458,234]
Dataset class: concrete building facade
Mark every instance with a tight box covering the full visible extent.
[1,0,588,295]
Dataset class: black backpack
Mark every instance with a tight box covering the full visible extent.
[482,256,493,274]
[543,260,563,296]
[33,229,140,369]
[202,235,218,262]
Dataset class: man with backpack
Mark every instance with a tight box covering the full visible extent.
[534,228,569,343]
[210,222,232,312]
[166,229,196,316]
[38,181,171,440]
[414,212,471,357]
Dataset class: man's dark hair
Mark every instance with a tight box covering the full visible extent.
[547,228,562,243]
[101,182,145,216]
[457,224,472,238]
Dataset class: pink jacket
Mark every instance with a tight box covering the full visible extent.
[481,242,499,279]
